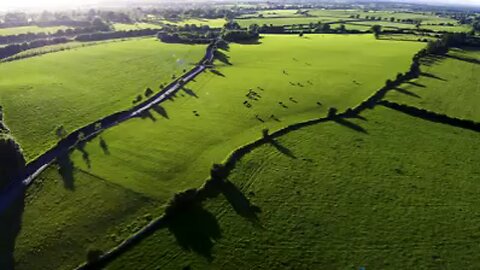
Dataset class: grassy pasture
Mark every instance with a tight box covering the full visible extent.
[385,49,480,122]
[0,25,70,36]
[106,105,480,270]
[236,16,347,27]
[159,18,227,28]
[14,166,161,270]
[112,22,162,31]
[0,38,205,161]
[14,34,422,269]
[68,34,423,197]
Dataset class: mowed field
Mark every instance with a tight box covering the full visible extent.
[15,34,424,269]
[0,38,205,161]
[0,25,71,36]
[112,22,162,31]
[106,105,480,269]
[385,49,480,122]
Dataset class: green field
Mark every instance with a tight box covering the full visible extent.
[158,18,227,28]
[236,16,345,27]
[14,34,424,269]
[106,105,480,269]
[0,25,70,36]
[385,49,480,122]
[14,166,161,270]
[69,34,423,197]
[112,22,162,31]
[0,38,205,161]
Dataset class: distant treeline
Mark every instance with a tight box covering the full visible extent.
[76,28,161,42]
[0,18,111,45]
[157,24,220,44]
[0,37,69,60]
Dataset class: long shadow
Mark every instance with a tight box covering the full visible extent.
[56,151,75,190]
[420,72,447,82]
[268,139,297,159]
[446,54,480,65]
[220,180,261,223]
[406,81,426,88]
[182,87,199,98]
[76,142,91,169]
[139,110,157,122]
[152,104,169,119]
[167,203,221,261]
[394,87,421,98]
[334,118,368,134]
[210,69,225,77]
[99,136,110,155]
[0,187,24,270]
[214,50,232,65]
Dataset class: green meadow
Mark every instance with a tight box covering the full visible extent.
[14,34,424,269]
[112,22,162,31]
[159,18,227,28]
[385,49,480,122]
[106,105,480,270]
[0,25,71,36]
[70,34,423,197]
[0,38,205,161]
[15,166,161,270]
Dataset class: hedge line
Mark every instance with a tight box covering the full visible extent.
[379,100,480,133]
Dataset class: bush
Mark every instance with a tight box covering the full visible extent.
[0,135,25,190]
[165,189,199,218]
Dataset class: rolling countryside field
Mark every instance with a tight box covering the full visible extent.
[385,49,480,121]
[1,2,480,270]
[105,105,480,269]
[13,34,423,269]
[0,38,205,161]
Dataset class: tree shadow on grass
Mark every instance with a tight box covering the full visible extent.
[76,141,91,169]
[56,151,75,190]
[152,104,169,119]
[406,81,426,88]
[182,87,199,98]
[140,110,157,122]
[420,72,447,82]
[167,203,221,261]
[334,118,368,134]
[0,186,24,270]
[394,87,421,98]
[210,69,225,77]
[99,136,110,155]
[267,138,296,159]
[214,50,232,66]
[220,180,261,224]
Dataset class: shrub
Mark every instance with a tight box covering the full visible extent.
[0,135,25,190]
[165,189,199,218]
[145,88,154,97]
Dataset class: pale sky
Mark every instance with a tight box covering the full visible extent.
[0,0,479,11]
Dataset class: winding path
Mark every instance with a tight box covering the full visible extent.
[0,42,216,214]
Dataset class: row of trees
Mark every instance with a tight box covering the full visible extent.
[76,28,160,42]
[0,17,111,45]
[0,37,69,60]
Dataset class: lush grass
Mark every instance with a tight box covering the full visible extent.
[0,25,70,36]
[0,38,205,161]
[106,105,480,269]
[385,49,480,122]
[68,34,423,198]
[15,166,161,270]
[112,23,162,31]
[236,16,344,27]
[420,24,472,33]
[14,34,422,269]
[159,18,227,28]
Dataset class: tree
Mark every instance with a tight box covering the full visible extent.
[0,135,25,190]
[371,25,382,39]
[321,23,331,32]
[299,31,304,37]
